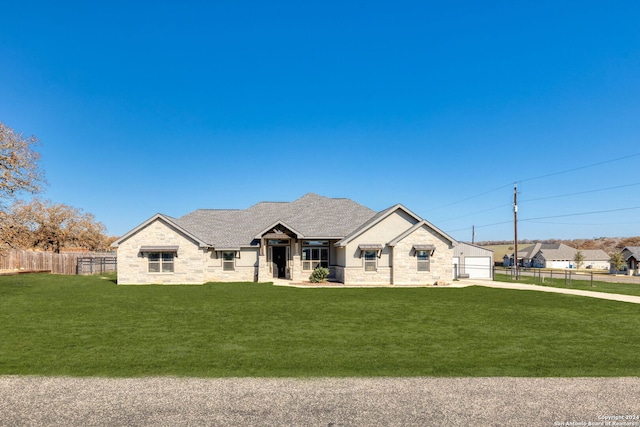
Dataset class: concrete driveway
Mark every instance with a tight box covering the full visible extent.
[456,279,640,304]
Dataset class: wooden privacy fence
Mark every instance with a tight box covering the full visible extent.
[0,249,116,275]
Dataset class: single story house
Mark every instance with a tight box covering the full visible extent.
[622,246,640,275]
[503,243,543,267]
[531,243,610,269]
[111,193,458,285]
[452,242,494,279]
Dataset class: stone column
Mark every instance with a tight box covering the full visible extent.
[258,254,270,282]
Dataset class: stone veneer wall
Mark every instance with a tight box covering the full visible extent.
[291,255,302,281]
[117,219,206,285]
[342,266,392,285]
[205,249,258,282]
[391,226,454,285]
[257,254,271,282]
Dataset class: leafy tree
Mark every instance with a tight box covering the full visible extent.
[0,198,108,253]
[610,252,626,274]
[573,251,584,270]
[0,121,44,204]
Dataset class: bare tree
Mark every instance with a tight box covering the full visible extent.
[1,199,108,253]
[0,121,44,204]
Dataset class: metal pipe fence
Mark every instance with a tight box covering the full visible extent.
[495,266,596,287]
[0,249,116,275]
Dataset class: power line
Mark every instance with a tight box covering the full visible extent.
[435,203,512,223]
[444,206,640,234]
[428,152,640,215]
[423,183,512,213]
[520,182,640,203]
[445,220,512,233]
[434,151,640,238]
[520,206,640,222]
[527,220,640,226]
[517,152,640,184]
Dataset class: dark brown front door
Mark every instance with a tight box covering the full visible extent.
[273,246,287,278]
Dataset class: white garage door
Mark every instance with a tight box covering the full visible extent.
[464,257,492,279]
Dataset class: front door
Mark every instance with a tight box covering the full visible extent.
[272,246,287,278]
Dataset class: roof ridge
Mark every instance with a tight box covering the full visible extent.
[191,208,241,212]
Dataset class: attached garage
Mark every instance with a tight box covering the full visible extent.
[453,242,494,280]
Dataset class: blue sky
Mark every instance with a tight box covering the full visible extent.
[1,1,639,242]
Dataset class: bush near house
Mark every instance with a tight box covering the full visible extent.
[309,267,329,283]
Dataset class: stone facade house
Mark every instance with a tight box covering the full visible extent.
[622,246,640,275]
[503,243,543,267]
[111,193,457,285]
[531,243,610,269]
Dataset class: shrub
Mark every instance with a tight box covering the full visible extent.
[309,267,329,283]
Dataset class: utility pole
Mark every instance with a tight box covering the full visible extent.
[513,183,519,280]
[472,225,475,244]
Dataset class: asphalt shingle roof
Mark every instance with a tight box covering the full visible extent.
[173,193,377,248]
[624,246,640,260]
[580,249,610,261]
[534,244,610,261]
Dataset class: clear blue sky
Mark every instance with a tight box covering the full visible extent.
[2,1,639,242]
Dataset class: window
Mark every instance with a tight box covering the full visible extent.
[364,250,377,272]
[302,241,329,271]
[417,250,430,271]
[268,239,290,246]
[148,252,174,273]
[222,251,235,271]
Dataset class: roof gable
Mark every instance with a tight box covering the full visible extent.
[336,204,456,247]
[254,221,304,239]
[623,246,640,260]
[388,220,457,247]
[111,214,209,248]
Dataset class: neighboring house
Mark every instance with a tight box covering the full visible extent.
[503,244,539,267]
[453,242,494,279]
[622,246,640,275]
[111,193,458,285]
[531,243,610,269]
[579,249,612,270]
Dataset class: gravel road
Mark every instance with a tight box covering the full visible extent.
[2,376,640,426]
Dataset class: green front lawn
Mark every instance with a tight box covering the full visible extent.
[495,272,640,297]
[1,273,640,377]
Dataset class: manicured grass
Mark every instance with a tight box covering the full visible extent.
[495,273,640,297]
[1,273,640,377]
